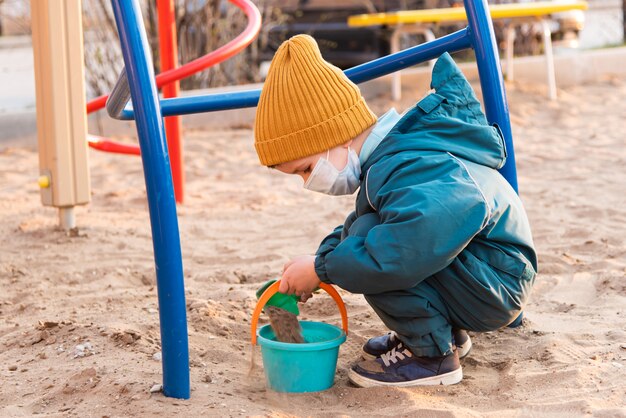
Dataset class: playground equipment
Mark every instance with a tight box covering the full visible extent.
[251,281,348,392]
[348,0,589,101]
[87,0,261,203]
[31,0,90,230]
[30,0,260,229]
[105,0,521,399]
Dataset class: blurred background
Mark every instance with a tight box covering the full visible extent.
[0,0,624,141]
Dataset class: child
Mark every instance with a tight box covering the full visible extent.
[254,34,537,387]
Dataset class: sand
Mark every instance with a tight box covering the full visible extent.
[1,76,625,417]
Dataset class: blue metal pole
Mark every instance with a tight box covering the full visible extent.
[464,0,519,193]
[346,26,471,84]
[113,27,473,120]
[110,0,190,399]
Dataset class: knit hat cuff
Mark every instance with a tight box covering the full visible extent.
[255,97,376,166]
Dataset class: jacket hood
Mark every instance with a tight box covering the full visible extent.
[362,53,507,172]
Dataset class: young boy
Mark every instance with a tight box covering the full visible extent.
[254,34,537,387]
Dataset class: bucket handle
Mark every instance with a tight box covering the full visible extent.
[251,281,348,345]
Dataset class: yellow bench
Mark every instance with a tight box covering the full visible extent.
[348,0,588,101]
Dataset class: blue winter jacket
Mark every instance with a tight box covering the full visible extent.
[314,53,537,295]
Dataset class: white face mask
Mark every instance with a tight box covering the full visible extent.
[303,147,361,195]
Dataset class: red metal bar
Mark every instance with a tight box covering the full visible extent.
[86,0,261,203]
[86,0,261,115]
[86,0,261,201]
[88,135,141,155]
[157,0,183,203]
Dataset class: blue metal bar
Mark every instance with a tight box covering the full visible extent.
[113,27,472,120]
[345,26,471,83]
[110,0,190,399]
[464,0,519,193]
[116,88,262,120]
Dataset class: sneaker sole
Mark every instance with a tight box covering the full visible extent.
[362,336,472,361]
[348,367,463,388]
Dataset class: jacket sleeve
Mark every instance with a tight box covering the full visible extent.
[314,211,358,281]
[314,158,490,294]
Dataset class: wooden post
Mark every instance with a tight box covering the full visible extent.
[31,0,90,230]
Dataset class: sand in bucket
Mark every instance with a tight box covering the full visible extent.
[249,306,303,375]
[266,306,304,344]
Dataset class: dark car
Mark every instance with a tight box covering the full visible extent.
[260,0,462,69]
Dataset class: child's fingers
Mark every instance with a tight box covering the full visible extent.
[278,278,290,294]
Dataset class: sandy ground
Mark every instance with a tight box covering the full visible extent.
[1,76,625,417]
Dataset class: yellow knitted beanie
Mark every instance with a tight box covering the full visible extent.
[254,34,377,166]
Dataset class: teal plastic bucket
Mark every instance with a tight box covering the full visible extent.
[257,320,347,393]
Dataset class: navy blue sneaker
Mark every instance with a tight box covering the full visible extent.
[362,330,472,360]
[349,342,462,387]
[361,332,400,360]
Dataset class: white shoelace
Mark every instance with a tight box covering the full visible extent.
[380,342,413,367]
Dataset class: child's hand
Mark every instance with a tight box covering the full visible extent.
[279,255,321,298]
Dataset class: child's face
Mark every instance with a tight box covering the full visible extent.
[274,144,351,183]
